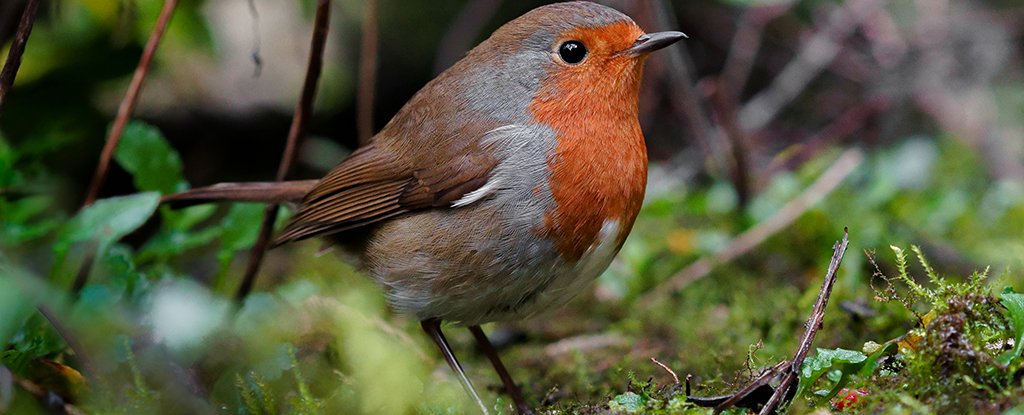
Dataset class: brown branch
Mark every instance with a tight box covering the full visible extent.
[640,148,862,308]
[357,0,378,145]
[236,0,331,302]
[757,228,849,415]
[692,229,849,414]
[82,0,177,207]
[651,357,680,385]
[0,0,40,115]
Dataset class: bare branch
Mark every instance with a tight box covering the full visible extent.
[82,0,178,206]
[651,357,680,385]
[0,0,41,115]
[757,228,849,415]
[236,0,331,301]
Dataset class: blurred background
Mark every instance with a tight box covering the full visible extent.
[2,0,1024,413]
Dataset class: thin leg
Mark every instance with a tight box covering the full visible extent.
[421,319,490,415]
[469,325,534,415]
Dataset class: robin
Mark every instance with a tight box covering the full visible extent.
[166,2,684,413]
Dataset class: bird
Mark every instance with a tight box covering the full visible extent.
[164,2,684,414]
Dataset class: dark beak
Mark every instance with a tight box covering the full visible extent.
[622,31,687,57]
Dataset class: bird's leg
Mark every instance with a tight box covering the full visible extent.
[468,325,535,415]
[421,319,490,415]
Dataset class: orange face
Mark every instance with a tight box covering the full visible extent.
[530,22,651,262]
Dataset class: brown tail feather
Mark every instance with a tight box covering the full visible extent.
[162,180,318,208]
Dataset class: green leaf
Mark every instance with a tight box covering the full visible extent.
[797,348,868,403]
[114,121,186,194]
[997,292,1024,366]
[608,391,646,412]
[56,192,160,252]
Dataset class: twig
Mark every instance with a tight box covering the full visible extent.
[651,357,680,385]
[0,0,40,115]
[357,0,378,144]
[236,0,331,301]
[82,0,178,206]
[703,360,789,412]
[757,228,849,415]
[738,0,885,132]
[691,229,849,414]
[433,0,503,74]
[640,148,863,307]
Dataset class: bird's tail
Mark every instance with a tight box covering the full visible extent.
[162,180,318,208]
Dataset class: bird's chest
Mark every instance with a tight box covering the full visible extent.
[540,127,647,263]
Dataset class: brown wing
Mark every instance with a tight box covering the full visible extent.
[273,136,498,245]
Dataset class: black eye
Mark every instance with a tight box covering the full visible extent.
[558,40,587,64]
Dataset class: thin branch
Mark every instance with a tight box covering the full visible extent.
[651,357,680,385]
[82,0,178,206]
[640,148,862,308]
[704,361,788,412]
[357,0,378,144]
[738,0,884,132]
[692,230,849,414]
[757,228,849,415]
[236,0,331,301]
[0,0,41,115]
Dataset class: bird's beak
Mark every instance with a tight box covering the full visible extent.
[621,31,687,57]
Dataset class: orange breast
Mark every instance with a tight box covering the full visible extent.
[529,22,649,262]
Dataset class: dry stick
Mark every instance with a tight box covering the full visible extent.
[757,229,849,415]
[236,0,330,302]
[356,0,378,145]
[639,148,863,308]
[82,0,178,207]
[0,0,40,114]
[433,0,503,74]
[651,357,680,385]
[738,0,884,133]
[708,360,789,412]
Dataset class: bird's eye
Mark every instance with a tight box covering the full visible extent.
[558,40,587,64]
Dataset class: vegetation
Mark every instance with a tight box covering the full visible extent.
[2,0,1023,414]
